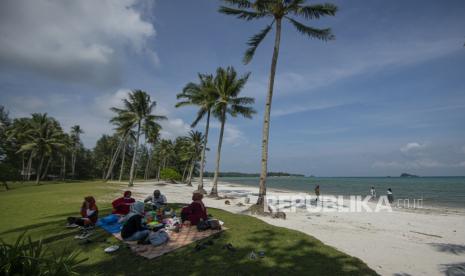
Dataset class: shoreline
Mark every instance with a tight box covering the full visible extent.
[123,178,465,276]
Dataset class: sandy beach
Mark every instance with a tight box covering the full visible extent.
[124,179,465,276]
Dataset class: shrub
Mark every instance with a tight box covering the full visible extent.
[0,232,87,275]
[160,168,181,182]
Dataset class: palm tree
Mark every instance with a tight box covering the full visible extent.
[143,122,160,180]
[176,74,217,192]
[70,125,83,179]
[184,130,205,186]
[18,113,65,185]
[7,118,33,180]
[219,0,337,205]
[156,139,174,181]
[210,66,256,196]
[111,90,166,186]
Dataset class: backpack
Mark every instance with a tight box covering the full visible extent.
[208,219,221,230]
[196,220,210,231]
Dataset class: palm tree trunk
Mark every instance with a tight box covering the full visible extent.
[62,155,66,180]
[157,163,161,181]
[41,156,51,180]
[182,162,189,182]
[211,108,226,196]
[36,154,45,185]
[71,150,76,179]
[197,109,210,193]
[119,138,127,182]
[27,152,33,181]
[257,18,282,206]
[105,138,124,181]
[128,122,141,186]
[144,149,151,180]
[21,153,25,182]
[187,158,195,186]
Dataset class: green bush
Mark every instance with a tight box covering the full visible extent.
[0,232,86,275]
[160,168,181,182]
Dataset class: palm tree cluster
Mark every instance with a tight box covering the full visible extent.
[176,66,256,196]
[3,113,79,185]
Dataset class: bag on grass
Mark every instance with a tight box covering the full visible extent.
[207,219,221,230]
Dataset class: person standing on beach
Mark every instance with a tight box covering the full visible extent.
[314,185,320,204]
[370,186,376,200]
[387,188,394,204]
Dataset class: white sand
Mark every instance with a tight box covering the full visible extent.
[122,179,465,276]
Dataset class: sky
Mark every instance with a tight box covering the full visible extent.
[1,0,465,177]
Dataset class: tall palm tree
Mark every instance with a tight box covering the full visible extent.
[18,113,65,185]
[111,90,166,186]
[176,74,217,192]
[143,122,160,180]
[70,125,83,179]
[156,139,174,181]
[210,66,256,196]
[219,0,337,205]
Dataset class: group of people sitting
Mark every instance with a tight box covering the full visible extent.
[66,189,209,244]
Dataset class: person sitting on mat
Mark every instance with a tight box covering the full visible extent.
[66,196,99,228]
[181,192,208,226]
[112,190,135,215]
[121,201,150,242]
[144,190,167,210]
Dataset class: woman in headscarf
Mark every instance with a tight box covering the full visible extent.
[120,201,150,242]
[181,192,208,225]
[66,196,99,227]
[112,191,135,215]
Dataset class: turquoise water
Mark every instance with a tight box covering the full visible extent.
[218,176,465,209]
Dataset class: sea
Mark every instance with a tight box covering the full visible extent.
[218,176,465,209]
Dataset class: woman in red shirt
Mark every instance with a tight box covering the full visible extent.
[67,196,99,227]
[181,192,208,225]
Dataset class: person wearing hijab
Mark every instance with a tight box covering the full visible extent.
[112,191,135,215]
[181,192,208,225]
[144,190,167,210]
[67,196,99,227]
[121,201,150,242]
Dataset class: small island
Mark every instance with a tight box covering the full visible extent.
[400,173,419,178]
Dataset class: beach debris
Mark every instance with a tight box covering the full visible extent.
[244,197,250,204]
[225,200,231,205]
[410,231,442,238]
[236,202,245,207]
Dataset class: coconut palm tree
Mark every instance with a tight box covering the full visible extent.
[143,122,160,180]
[210,66,256,196]
[70,125,83,179]
[111,90,166,186]
[219,0,337,205]
[183,130,205,186]
[18,113,65,185]
[156,139,174,181]
[176,74,217,192]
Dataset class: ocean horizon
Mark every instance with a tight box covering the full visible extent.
[217,176,465,209]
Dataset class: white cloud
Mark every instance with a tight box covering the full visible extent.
[0,0,156,86]
[400,142,425,154]
[159,118,191,139]
[94,89,131,117]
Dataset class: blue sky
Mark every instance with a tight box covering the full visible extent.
[1,0,465,176]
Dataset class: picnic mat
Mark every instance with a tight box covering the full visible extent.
[97,214,123,234]
[113,226,227,259]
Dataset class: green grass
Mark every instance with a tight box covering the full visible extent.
[0,181,378,275]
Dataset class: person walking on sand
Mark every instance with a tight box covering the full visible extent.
[314,185,320,204]
[370,186,376,200]
[387,188,394,204]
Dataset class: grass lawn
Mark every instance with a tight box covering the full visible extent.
[0,181,378,275]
